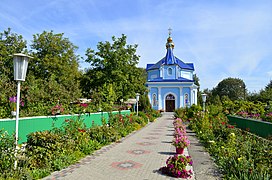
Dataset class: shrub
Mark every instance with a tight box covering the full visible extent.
[187,106,272,179]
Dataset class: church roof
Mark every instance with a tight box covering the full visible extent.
[146,56,194,71]
[146,35,194,71]
[147,77,194,83]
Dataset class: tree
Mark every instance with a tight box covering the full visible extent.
[265,80,272,90]
[28,31,82,104]
[212,77,246,101]
[193,74,202,104]
[81,34,146,103]
[0,28,27,117]
[0,28,27,79]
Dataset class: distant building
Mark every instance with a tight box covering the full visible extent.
[146,33,197,112]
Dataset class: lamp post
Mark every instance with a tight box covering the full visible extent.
[136,93,140,116]
[13,53,31,168]
[201,93,207,112]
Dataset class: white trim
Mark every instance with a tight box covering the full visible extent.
[146,82,193,85]
[179,87,183,108]
[160,66,163,77]
[158,87,162,109]
[0,110,130,122]
[163,92,178,111]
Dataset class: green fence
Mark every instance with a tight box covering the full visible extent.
[0,110,130,144]
[227,115,272,138]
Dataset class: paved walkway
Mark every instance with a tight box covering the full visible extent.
[44,113,221,180]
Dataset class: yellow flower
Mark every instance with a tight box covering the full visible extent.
[238,157,243,162]
[230,133,235,137]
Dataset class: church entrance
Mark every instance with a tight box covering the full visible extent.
[165,94,175,112]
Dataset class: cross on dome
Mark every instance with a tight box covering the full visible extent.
[168,27,172,37]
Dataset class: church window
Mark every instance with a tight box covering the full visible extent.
[152,94,157,106]
[167,67,173,75]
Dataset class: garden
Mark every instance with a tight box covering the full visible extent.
[0,109,161,179]
[175,102,272,180]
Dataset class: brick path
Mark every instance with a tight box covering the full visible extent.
[44,113,220,180]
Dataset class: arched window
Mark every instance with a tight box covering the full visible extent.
[152,94,157,106]
[167,67,172,75]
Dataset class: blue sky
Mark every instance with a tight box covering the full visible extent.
[1,0,272,92]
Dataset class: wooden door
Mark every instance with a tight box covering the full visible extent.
[166,100,175,112]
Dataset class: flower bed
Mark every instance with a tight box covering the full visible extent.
[159,118,193,178]
[182,107,272,179]
[0,111,161,179]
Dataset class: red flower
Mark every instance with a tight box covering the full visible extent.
[80,103,88,107]
[221,122,226,125]
[227,125,234,129]
[78,128,86,132]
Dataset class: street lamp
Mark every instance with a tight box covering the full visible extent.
[13,53,31,160]
[136,93,140,116]
[201,93,207,112]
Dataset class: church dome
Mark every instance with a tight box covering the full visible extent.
[166,36,174,49]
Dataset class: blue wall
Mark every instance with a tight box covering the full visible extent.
[163,65,176,79]
[148,69,160,80]
[161,87,180,109]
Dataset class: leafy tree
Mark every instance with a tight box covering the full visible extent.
[247,80,272,103]
[0,28,27,117]
[28,31,82,104]
[212,77,246,101]
[81,34,146,103]
[265,80,272,90]
[0,28,27,79]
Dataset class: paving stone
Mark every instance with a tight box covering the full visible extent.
[43,113,221,180]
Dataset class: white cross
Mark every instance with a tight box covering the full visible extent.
[168,27,172,37]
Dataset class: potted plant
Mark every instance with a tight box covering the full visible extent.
[172,135,190,154]
[159,154,193,178]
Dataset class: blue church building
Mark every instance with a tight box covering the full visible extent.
[146,34,198,112]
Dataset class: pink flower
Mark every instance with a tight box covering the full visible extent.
[9,96,16,103]
[80,103,88,107]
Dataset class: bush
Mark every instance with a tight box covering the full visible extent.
[187,106,272,179]
[1,110,160,179]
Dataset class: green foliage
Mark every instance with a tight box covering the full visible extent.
[174,105,202,120]
[0,130,16,177]
[0,130,30,179]
[0,111,158,179]
[212,77,246,101]
[0,28,27,118]
[187,106,272,179]
[81,34,147,104]
[139,93,151,112]
[0,29,82,118]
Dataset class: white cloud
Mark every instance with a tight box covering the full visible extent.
[0,0,271,92]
